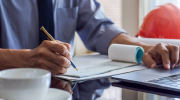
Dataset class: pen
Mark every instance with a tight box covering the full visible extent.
[40,26,78,71]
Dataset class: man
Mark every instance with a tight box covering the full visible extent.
[0,0,179,100]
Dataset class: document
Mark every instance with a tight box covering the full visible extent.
[61,54,139,78]
[55,54,147,82]
[55,64,146,82]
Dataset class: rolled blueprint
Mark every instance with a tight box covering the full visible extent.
[108,44,144,63]
[136,38,180,46]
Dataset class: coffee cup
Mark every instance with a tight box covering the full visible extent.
[0,68,51,100]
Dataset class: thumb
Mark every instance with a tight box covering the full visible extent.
[142,53,156,68]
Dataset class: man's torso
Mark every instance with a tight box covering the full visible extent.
[0,0,79,54]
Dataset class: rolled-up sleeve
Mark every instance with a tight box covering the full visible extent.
[76,0,127,54]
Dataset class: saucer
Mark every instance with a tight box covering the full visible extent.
[44,88,72,100]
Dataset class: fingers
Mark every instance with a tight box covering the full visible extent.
[51,79,67,89]
[64,83,72,93]
[36,47,71,68]
[142,53,156,68]
[37,59,68,75]
[41,40,72,60]
[45,62,68,74]
[56,56,71,69]
[177,48,180,67]
[166,44,179,68]
[155,43,171,69]
[41,49,71,69]
[32,40,72,75]
[50,78,59,87]
[40,66,59,76]
[144,43,180,70]
[56,40,71,52]
[50,79,72,93]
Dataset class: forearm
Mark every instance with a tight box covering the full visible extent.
[0,49,30,70]
[110,33,153,52]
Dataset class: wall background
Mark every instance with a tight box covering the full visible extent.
[75,0,124,56]
[122,0,139,37]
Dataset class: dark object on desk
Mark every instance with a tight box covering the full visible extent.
[112,81,180,98]
[111,66,180,98]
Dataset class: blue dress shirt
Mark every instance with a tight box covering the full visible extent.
[0,0,126,55]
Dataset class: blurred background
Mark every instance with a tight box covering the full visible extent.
[74,0,180,100]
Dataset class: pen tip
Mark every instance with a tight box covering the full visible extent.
[75,68,78,71]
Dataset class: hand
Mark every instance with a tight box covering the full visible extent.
[50,78,72,94]
[142,43,179,69]
[24,40,72,75]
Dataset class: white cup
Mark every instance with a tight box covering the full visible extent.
[0,68,51,100]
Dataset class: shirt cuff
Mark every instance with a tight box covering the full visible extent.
[96,25,127,54]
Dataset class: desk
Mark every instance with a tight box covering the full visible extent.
[112,81,180,98]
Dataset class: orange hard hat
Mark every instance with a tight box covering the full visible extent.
[136,3,180,39]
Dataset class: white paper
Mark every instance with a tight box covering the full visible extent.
[63,61,135,78]
[55,64,147,82]
[55,54,143,78]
